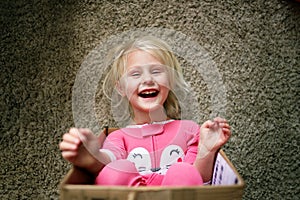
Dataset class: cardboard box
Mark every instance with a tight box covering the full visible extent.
[59,129,245,200]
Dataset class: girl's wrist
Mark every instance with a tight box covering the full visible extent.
[85,161,103,177]
[197,143,219,159]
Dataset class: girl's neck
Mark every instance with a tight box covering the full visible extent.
[132,106,169,125]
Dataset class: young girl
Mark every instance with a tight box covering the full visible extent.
[59,36,231,186]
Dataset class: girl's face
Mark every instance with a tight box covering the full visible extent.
[118,50,170,119]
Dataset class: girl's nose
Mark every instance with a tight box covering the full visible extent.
[141,73,154,85]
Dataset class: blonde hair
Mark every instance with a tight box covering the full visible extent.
[103,36,189,123]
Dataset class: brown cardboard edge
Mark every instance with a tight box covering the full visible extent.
[59,150,245,191]
[59,127,245,198]
[218,149,245,187]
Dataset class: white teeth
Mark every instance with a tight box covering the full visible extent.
[141,91,156,95]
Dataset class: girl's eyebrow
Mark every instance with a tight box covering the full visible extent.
[126,65,142,69]
[125,66,140,72]
[126,64,167,72]
[131,64,165,67]
[151,64,167,68]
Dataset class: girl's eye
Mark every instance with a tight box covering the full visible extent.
[152,68,163,74]
[132,73,140,76]
[129,71,141,77]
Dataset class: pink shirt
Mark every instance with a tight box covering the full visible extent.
[101,120,200,175]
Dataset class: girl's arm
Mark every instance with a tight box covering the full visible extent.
[59,128,111,176]
[194,118,231,183]
[193,149,218,183]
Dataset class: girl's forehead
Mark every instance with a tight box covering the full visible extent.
[126,49,163,66]
[126,64,167,71]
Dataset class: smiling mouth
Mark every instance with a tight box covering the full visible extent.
[138,90,159,98]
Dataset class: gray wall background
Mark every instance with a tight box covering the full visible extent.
[1,0,299,199]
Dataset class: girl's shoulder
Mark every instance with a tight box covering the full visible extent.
[166,120,199,143]
[165,119,200,134]
[105,128,125,138]
[169,119,200,128]
[106,120,200,138]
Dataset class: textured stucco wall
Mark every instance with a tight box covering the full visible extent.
[1,0,299,199]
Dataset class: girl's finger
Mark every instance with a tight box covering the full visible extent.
[61,151,78,159]
[62,133,81,144]
[219,122,230,129]
[222,128,232,138]
[202,120,214,128]
[78,128,95,141]
[69,128,82,138]
[59,140,79,151]
[213,117,227,124]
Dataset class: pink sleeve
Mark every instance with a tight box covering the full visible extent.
[182,121,200,164]
[101,130,127,160]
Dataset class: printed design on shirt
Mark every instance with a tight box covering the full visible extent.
[127,145,184,175]
[159,144,184,174]
[127,147,152,174]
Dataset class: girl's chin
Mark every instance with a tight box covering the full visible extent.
[138,104,161,112]
[136,101,164,111]
[129,96,165,112]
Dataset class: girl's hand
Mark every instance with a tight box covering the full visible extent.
[59,128,107,174]
[198,117,231,158]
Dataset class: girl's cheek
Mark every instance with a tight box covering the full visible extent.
[124,80,140,96]
[155,76,170,88]
[126,79,140,89]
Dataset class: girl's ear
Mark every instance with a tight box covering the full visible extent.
[115,81,126,97]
